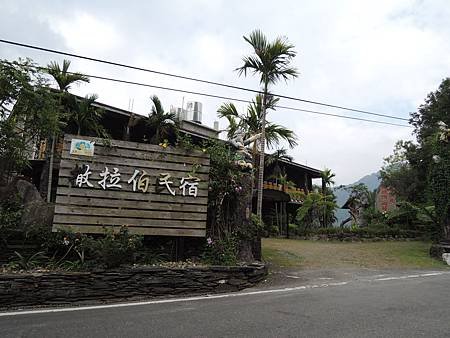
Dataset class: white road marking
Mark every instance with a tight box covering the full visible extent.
[286,275,301,279]
[0,271,448,317]
[374,272,447,281]
[0,282,348,317]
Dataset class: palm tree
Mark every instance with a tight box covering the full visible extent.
[218,94,297,160]
[265,148,294,166]
[146,95,178,145]
[70,94,107,137]
[43,59,89,203]
[321,168,336,194]
[236,30,298,218]
[265,148,293,182]
[47,59,89,92]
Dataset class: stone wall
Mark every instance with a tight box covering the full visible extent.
[0,264,267,308]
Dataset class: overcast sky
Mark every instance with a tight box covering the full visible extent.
[1,0,449,185]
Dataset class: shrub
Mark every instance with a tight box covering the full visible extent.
[0,194,23,247]
[87,226,143,268]
[202,235,237,266]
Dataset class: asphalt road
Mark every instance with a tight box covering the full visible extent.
[1,271,449,338]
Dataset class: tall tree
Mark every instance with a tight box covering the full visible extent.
[0,59,59,183]
[45,59,89,202]
[236,30,298,219]
[381,78,450,240]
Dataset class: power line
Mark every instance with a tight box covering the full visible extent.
[0,38,409,122]
[40,67,411,128]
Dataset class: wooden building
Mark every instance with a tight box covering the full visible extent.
[258,159,323,237]
[26,97,323,239]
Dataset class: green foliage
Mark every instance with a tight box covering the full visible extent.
[0,194,23,246]
[8,251,47,270]
[235,213,264,241]
[176,133,195,151]
[146,95,178,145]
[202,139,245,234]
[381,78,450,239]
[295,191,337,229]
[87,226,143,268]
[380,140,427,203]
[0,59,61,180]
[0,119,29,179]
[291,226,425,240]
[202,235,237,265]
[218,94,298,150]
[237,29,298,86]
[321,168,336,189]
[69,94,109,138]
[46,59,89,92]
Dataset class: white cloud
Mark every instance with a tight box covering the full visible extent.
[1,0,448,185]
[50,12,123,53]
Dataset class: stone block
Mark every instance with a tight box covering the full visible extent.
[442,253,450,265]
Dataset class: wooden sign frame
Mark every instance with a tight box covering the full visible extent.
[53,135,210,237]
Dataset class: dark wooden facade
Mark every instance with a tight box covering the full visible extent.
[258,159,323,236]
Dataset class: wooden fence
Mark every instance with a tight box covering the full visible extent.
[53,135,210,237]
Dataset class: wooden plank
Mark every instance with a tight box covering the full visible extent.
[55,196,207,213]
[55,135,210,237]
[53,214,205,228]
[63,134,208,159]
[54,205,207,221]
[80,145,211,166]
[53,224,206,237]
[60,153,210,174]
[58,164,209,181]
[57,177,209,197]
[55,187,208,204]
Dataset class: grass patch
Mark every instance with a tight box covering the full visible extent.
[262,238,449,270]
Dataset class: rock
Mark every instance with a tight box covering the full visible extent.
[442,253,450,265]
[1,178,54,228]
[0,264,268,308]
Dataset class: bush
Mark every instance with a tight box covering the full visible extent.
[292,226,426,240]
[202,235,237,265]
[87,226,143,268]
[0,194,23,247]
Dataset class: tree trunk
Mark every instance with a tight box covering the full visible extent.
[256,83,268,220]
[237,173,256,262]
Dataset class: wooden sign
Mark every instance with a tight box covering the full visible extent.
[53,135,210,237]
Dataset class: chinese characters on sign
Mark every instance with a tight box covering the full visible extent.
[73,165,201,197]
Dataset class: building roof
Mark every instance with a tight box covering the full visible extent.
[279,159,323,177]
[90,98,219,139]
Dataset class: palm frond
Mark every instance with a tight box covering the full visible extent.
[150,95,163,116]
[265,123,298,149]
[217,102,239,119]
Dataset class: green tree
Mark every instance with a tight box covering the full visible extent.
[296,191,337,229]
[381,78,450,240]
[321,168,335,194]
[0,59,60,182]
[146,95,178,145]
[236,29,298,219]
[70,94,108,137]
[46,59,89,92]
[265,148,293,164]
[218,94,297,160]
[44,59,91,201]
